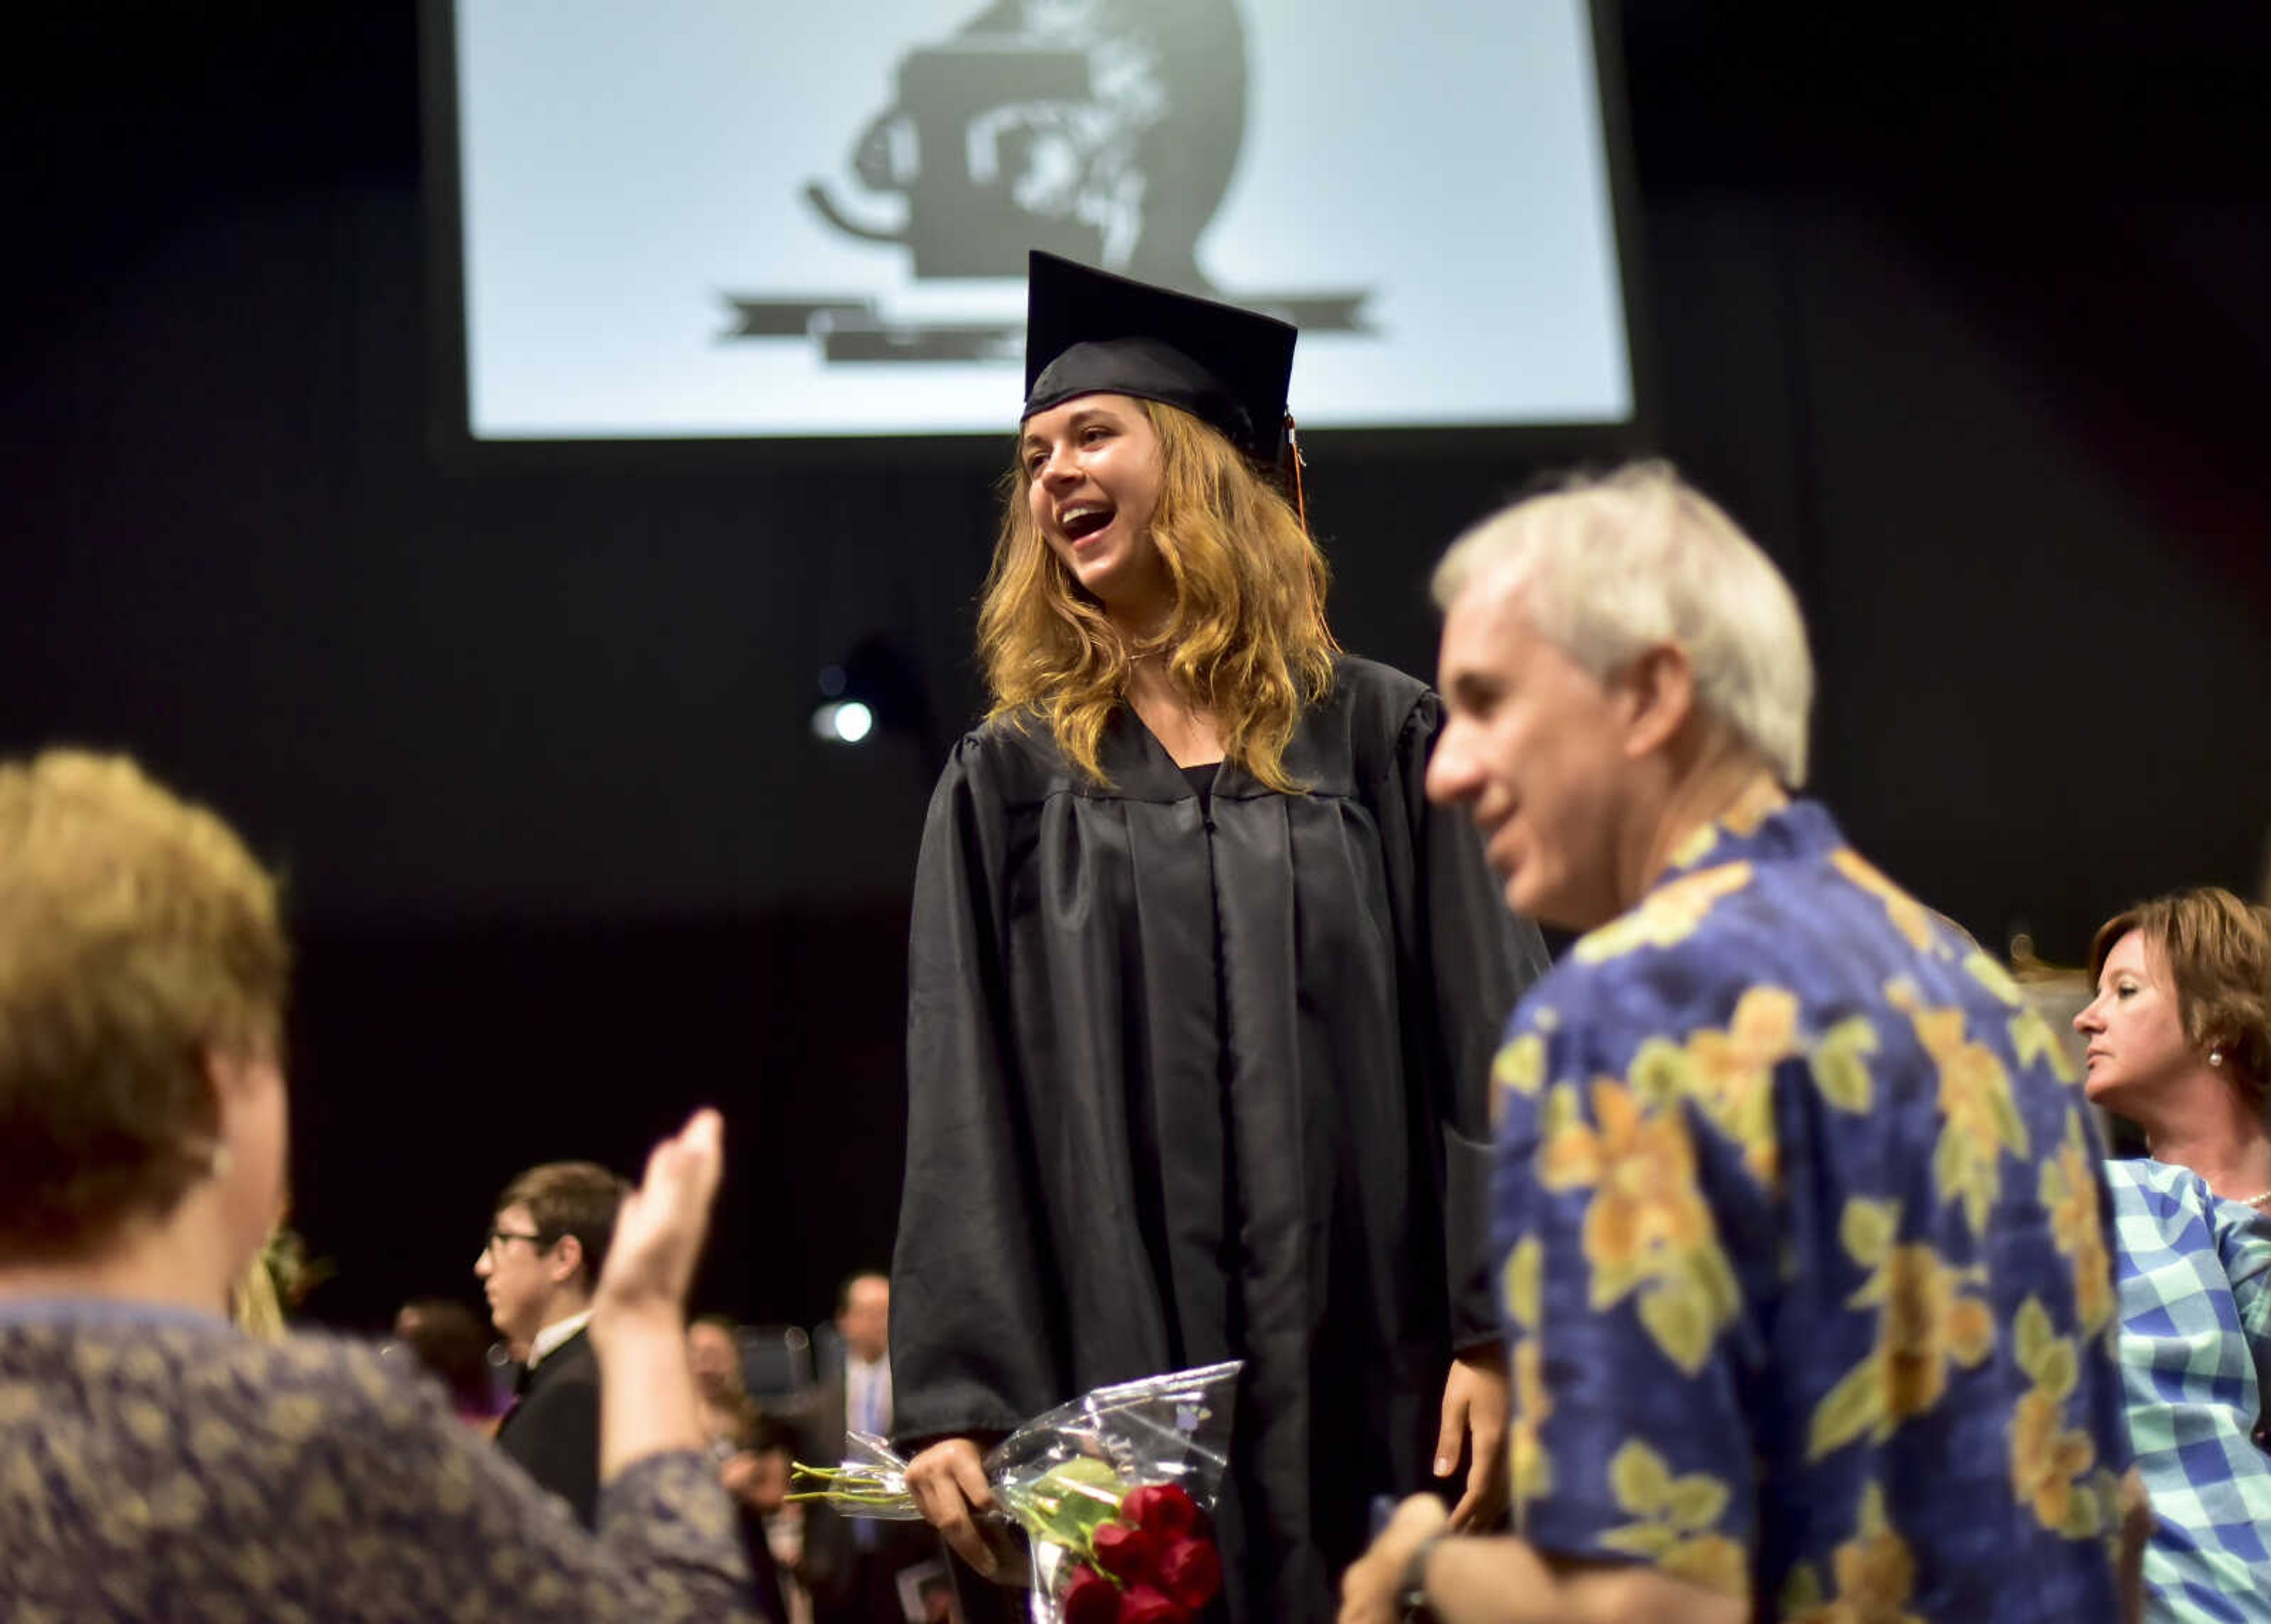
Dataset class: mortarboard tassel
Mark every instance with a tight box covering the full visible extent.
[1284,413,1309,533]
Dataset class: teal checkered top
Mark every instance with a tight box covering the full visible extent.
[2109,1157,2271,1622]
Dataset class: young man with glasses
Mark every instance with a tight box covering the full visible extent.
[477,1160,630,1528]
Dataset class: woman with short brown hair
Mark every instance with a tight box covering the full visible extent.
[2078,885,2271,1620]
[2085,888,2271,1143]
[0,749,752,1622]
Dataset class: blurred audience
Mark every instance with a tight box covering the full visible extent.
[392,1296,506,1429]
[726,1411,813,1624]
[478,1158,630,1528]
[0,750,755,1620]
[693,1312,810,1619]
[800,1272,946,1623]
[691,1311,760,1450]
[2079,888,2271,1620]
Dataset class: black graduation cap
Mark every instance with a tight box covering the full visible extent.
[1020,251,1298,466]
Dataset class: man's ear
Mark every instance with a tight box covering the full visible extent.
[1615,643,1697,761]
[549,1232,585,1286]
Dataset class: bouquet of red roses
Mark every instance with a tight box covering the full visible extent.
[792,1360,1240,1624]
[1040,1478,1219,1623]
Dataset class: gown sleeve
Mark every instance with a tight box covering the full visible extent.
[889,733,1065,1443]
[1397,689,1555,1351]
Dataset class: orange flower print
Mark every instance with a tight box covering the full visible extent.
[1661,784,1778,875]
[1683,985,1799,1187]
[2010,1390,2098,1534]
[1598,1439,1750,1601]
[2039,1114,2115,1337]
[1502,1237,1552,1516]
[1539,1078,1741,1374]
[1665,820,1722,872]
[1810,1015,1879,1114]
[1573,863,1754,966]
[1508,1334,1551,1513]
[1887,981,2030,1235]
[1542,1080,1707,1283]
[1875,1244,1997,1422]
[1493,1031,1547,1102]
[1830,850,1936,954]
[1781,1486,1926,1624]
[2008,1297,2109,1539]
[2010,1008,2081,1086]
[1962,950,2026,1010]
[1810,1205,1995,1458]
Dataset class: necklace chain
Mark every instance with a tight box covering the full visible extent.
[2239,1190,2271,1210]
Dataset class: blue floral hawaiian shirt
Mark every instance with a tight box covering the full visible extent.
[2107,1157,2271,1622]
[1489,797,2127,1620]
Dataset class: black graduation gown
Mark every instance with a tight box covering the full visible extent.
[890,655,1548,1622]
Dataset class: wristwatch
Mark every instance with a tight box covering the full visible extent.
[1397,1532,1445,1622]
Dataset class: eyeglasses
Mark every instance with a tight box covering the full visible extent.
[484,1227,546,1260]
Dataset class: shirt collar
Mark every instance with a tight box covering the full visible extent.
[1653,791,1845,890]
[527,1309,593,1369]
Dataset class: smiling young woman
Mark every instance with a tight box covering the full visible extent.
[984,376,1333,792]
[889,253,1550,1623]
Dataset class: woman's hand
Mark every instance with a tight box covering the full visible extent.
[905,1437,1014,1578]
[1435,1346,1510,1530]
[591,1109,724,1334]
[588,1110,727,1481]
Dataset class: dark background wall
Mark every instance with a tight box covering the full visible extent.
[5,5,2267,1335]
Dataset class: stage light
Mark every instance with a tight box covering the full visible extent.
[812,698,875,744]
[809,636,935,755]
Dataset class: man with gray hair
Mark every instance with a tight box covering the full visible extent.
[1341,462,2131,1622]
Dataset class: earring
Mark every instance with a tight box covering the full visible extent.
[2211,1050,2225,1068]
[208,1143,233,1177]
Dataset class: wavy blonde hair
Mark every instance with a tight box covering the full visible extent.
[976,398,1338,790]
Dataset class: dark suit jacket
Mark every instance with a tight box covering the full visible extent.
[739,1504,794,1624]
[494,1327,601,1529]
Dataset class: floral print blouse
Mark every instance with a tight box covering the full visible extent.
[1489,798,2128,1620]
[0,1302,758,1622]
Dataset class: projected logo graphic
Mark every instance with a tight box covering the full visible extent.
[724,0,1369,364]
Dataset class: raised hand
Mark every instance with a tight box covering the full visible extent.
[594,1109,725,1330]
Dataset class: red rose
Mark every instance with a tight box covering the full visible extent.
[1091,1519,1161,1584]
[1154,1535,1222,1610]
[1062,1564,1121,1624]
[1120,1483,1199,1538]
[1115,1584,1191,1624]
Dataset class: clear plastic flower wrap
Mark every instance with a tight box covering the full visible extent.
[792,1359,1241,1624]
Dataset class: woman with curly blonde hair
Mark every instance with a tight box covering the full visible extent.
[974,389,1336,794]
[891,253,1548,1623]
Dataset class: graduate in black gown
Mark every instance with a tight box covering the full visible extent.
[891,253,1551,1622]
